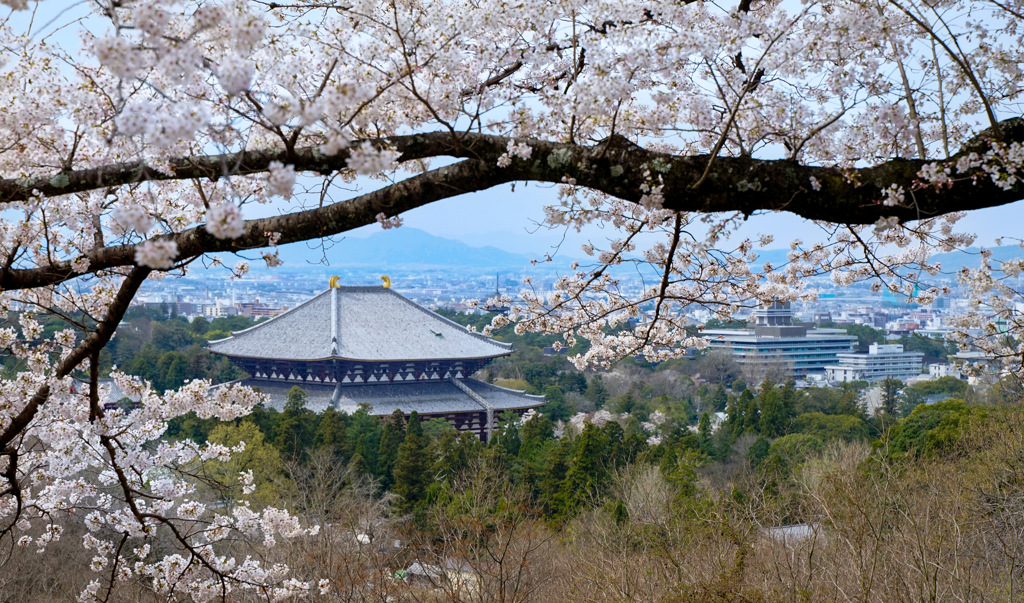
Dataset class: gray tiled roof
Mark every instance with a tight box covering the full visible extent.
[462,380,546,410]
[334,381,485,415]
[208,286,511,362]
[227,379,339,413]
[234,377,543,416]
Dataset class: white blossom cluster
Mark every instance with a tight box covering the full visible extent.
[347,142,401,175]
[111,204,154,234]
[205,202,245,240]
[265,161,296,199]
[375,212,403,230]
[497,140,533,167]
[134,239,179,269]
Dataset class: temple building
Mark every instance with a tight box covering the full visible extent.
[209,282,544,440]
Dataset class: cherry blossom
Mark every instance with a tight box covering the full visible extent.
[205,202,245,240]
[0,0,1023,597]
[134,239,179,269]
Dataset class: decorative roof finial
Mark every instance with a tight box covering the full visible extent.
[329,275,341,288]
[380,275,391,288]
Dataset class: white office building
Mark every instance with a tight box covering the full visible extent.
[825,343,924,383]
[704,302,858,378]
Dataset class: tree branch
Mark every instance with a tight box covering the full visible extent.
[0,267,151,451]
[0,118,1022,292]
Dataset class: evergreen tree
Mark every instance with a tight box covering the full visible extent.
[610,389,638,414]
[538,439,573,520]
[158,352,189,391]
[585,375,609,408]
[431,430,482,483]
[376,409,407,488]
[518,413,555,493]
[695,383,709,410]
[126,345,160,386]
[556,371,587,394]
[275,386,314,460]
[422,417,456,440]
[708,384,729,412]
[561,424,610,518]
[780,381,797,420]
[348,452,370,478]
[723,393,741,439]
[190,315,210,335]
[212,356,246,382]
[246,403,278,442]
[285,385,307,413]
[741,389,760,434]
[185,345,210,381]
[313,408,350,458]
[878,377,903,428]
[393,411,431,516]
[747,436,771,468]
[758,382,788,438]
[602,420,627,468]
[697,412,713,455]
[836,384,865,417]
[542,385,573,422]
[346,405,381,474]
[491,409,522,456]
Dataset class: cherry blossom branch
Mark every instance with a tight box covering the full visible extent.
[2,119,1021,235]
[0,267,151,451]
[885,0,1001,135]
[0,118,1019,294]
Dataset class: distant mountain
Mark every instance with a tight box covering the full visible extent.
[273,228,575,270]
[928,245,1024,272]
[747,245,1024,274]
[256,230,1024,276]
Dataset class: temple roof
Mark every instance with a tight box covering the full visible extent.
[231,377,544,415]
[208,286,511,362]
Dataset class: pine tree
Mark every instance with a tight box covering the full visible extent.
[561,424,610,517]
[585,375,609,408]
[542,385,573,422]
[376,409,406,488]
[741,389,760,434]
[491,409,522,456]
[697,412,713,455]
[276,386,313,460]
[393,411,431,516]
[758,382,787,438]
